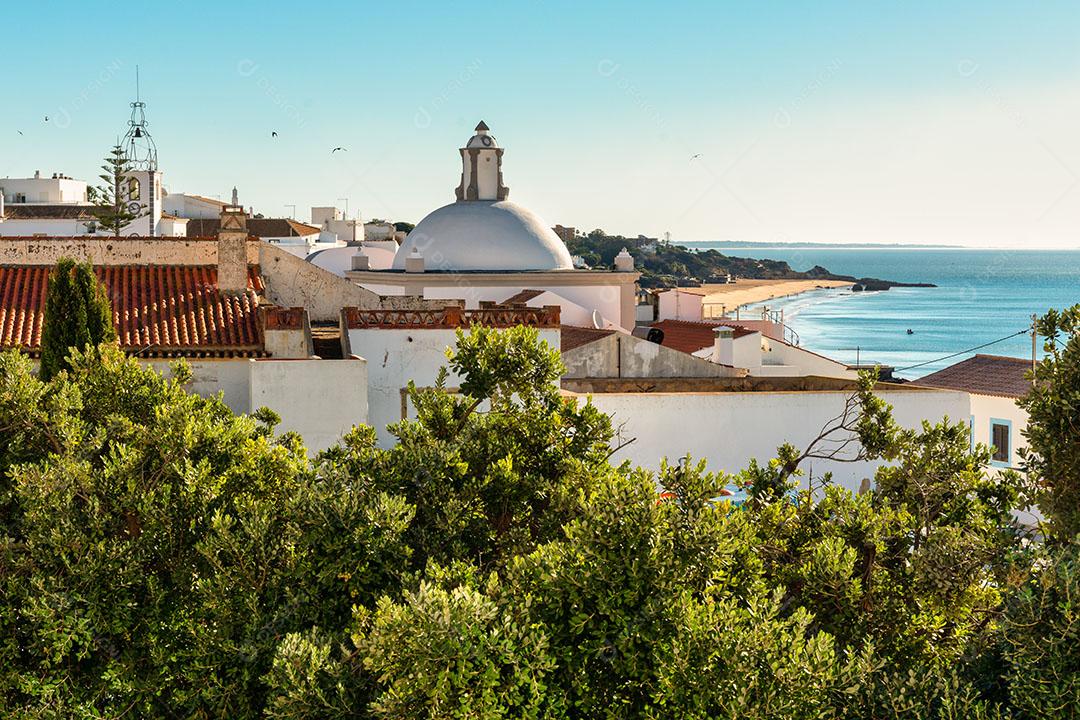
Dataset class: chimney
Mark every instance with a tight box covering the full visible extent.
[217,203,249,294]
[405,247,425,273]
[351,246,370,270]
[615,247,635,271]
[712,326,762,370]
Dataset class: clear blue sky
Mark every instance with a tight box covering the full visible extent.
[3,0,1078,246]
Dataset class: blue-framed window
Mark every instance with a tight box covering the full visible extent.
[990,418,1012,468]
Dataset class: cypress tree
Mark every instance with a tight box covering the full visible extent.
[39,258,116,380]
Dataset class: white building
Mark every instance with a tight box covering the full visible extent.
[162,192,228,220]
[915,354,1032,471]
[312,206,364,244]
[1,171,88,204]
[563,376,970,494]
[345,122,640,330]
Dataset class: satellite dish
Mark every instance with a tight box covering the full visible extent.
[591,309,603,329]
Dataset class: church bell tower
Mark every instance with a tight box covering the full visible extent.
[455,121,509,202]
[120,71,163,236]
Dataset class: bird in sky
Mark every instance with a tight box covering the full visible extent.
[17,130,23,135]
[690,153,702,161]
[331,147,347,153]
[43,116,48,122]
[271,131,278,137]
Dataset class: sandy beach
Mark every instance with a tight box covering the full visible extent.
[675,279,853,312]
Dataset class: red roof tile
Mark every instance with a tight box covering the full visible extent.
[184,217,320,238]
[914,354,1033,399]
[502,289,546,305]
[561,325,617,352]
[649,319,772,355]
[0,264,266,357]
[649,320,726,354]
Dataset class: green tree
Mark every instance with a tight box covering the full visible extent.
[38,257,116,380]
[1019,305,1080,540]
[87,144,147,236]
[0,346,411,717]
[1,326,1060,719]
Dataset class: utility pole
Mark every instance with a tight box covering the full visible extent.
[284,204,296,219]
[1031,313,1038,378]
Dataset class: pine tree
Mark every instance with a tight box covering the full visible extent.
[39,258,116,380]
[87,144,147,237]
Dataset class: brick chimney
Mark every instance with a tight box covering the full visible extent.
[217,203,249,294]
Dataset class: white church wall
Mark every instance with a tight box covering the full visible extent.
[418,284,623,325]
[577,387,970,493]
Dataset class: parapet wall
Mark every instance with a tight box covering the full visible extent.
[0,236,259,265]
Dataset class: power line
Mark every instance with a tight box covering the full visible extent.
[896,329,1031,373]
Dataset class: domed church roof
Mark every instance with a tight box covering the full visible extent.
[392,200,574,272]
[391,122,574,272]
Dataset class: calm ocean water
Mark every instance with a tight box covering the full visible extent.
[683,246,1080,379]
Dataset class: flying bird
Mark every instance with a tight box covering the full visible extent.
[331,146,347,154]
[43,116,48,122]
[271,131,278,137]
[690,153,702,161]
[17,130,23,135]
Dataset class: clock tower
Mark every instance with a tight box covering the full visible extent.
[120,86,163,237]
[455,121,509,202]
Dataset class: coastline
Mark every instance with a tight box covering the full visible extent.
[675,279,854,312]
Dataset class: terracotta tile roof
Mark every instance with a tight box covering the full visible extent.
[183,218,321,238]
[2,204,98,220]
[561,324,616,352]
[502,289,546,305]
[0,264,267,357]
[649,319,729,355]
[914,354,1033,399]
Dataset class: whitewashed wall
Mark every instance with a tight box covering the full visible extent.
[577,388,971,493]
[657,289,703,321]
[148,357,368,453]
[970,393,1029,471]
[348,326,560,447]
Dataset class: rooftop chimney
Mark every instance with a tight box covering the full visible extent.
[615,247,635,272]
[217,203,249,294]
[351,246,370,270]
[405,247,425,273]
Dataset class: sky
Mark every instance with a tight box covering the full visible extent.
[2,0,1078,248]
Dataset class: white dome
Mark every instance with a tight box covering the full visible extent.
[392,200,574,272]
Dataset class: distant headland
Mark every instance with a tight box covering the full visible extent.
[564,230,936,291]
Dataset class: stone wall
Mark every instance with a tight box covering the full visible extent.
[259,243,452,322]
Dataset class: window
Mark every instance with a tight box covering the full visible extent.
[991,419,1011,466]
[128,177,141,201]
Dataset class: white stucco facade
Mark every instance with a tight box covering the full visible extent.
[1,174,88,204]
[657,288,704,322]
[347,326,560,447]
[147,357,368,453]
[575,387,970,493]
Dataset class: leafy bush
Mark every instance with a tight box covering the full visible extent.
[1,323,1076,718]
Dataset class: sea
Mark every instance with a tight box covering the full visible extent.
[680,245,1080,380]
